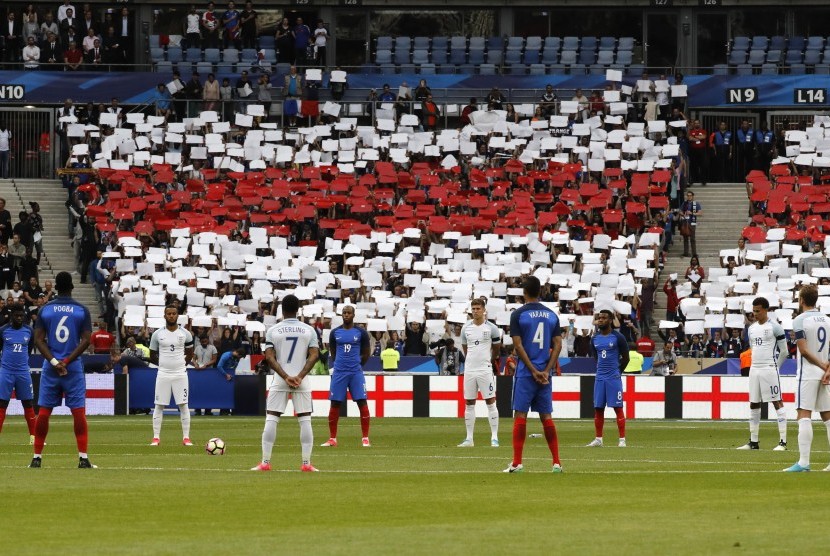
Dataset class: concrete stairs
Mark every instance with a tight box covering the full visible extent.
[652,184,749,337]
[0,178,98,314]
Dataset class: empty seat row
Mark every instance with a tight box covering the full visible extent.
[728,48,830,66]
[366,62,645,76]
[731,35,827,53]
[149,35,276,50]
[375,35,634,55]
[151,47,276,64]
[718,63,830,76]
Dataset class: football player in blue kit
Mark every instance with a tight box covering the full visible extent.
[586,310,629,448]
[0,305,37,443]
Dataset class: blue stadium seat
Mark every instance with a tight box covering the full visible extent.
[750,36,769,51]
[413,37,430,50]
[728,50,748,65]
[375,50,392,64]
[765,50,781,64]
[275,63,290,75]
[523,50,540,64]
[599,36,616,51]
[468,48,485,65]
[541,48,559,64]
[394,36,411,53]
[258,36,275,50]
[529,63,546,75]
[486,36,503,51]
[450,36,467,51]
[431,49,448,65]
[815,64,830,74]
[394,50,411,64]
[525,36,542,51]
[262,49,276,63]
[760,63,778,75]
[806,36,825,51]
[359,64,378,74]
[149,35,161,49]
[399,64,416,74]
[505,49,522,64]
[804,50,821,66]
[379,64,396,75]
[562,36,580,51]
[580,37,598,53]
[155,61,173,73]
[204,48,221,63]
[478,63,496,75]
[769,36,787,52]
[412,50,429,65]
[568,63,587,75]
[432,36,448,53]
[216,62,235,74]
[731,36,750,51]
[185,47,203,61]
[150,47,165,61]
[487,50,503,65]
[822,49,830,63]
[617,37,635,51]
[506,36,524,51]
[627,63,645,76]
[549,64,566,75]
[196,61,214,75]
[615,51,633,65]
[596,50,615,65]
[578,50,597,65]
[469,37,485,50]
[167,47,183,63]
[543,37,561,52]
[785,50,803,64]
[589,64,606,75]
[713,64,729,75]
[223,48,240,63]
[240,48,257,62]
[437,64,455,74]
[736,63,753,75]
[747,50,765,65]
[559,50,577,65]
[458,64,476,74]
[789,63,806,74]
[508,63,527,75]
[788,36,805,52]
[376,36,393,50]
[449,49,466,65]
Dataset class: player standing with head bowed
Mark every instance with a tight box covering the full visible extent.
[0,305,37,444]
[457,298,502,448]
[252,294,320,472]
[586,310,629,448]
[504,276,563,473]
[149,304,195,447]
[30,272,93,468]
[784,285,830,471]
[738,296,788,451]
[321,305,371,448]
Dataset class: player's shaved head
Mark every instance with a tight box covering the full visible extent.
[523,276,541,299]
[281,294,299,317]
[800,285,818,308]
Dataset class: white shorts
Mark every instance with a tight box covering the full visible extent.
[748,367,782,403]
[267,389,313,414]
[464,372,496,400]
[796,379,830,412]
[155,374,189,406]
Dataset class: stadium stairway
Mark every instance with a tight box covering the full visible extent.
[651,184,748,338]
[0,178,98,314]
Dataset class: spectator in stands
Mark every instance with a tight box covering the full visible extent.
[3,12,23,66]
[116,6,133,65]
[292,17,310,65]
[635,333,655,358]
[256,74,272,118]
[435,338,463,376]
[219,77,234,119]
[725,328,744,358]
[63,40,83,71]
[710,121,732,183]
[0,198,10,244]
[22,275,42,307]
[404,322,427,355]
[705,330,725,358]
[57,1,75,23]
[638,277,656,333]
[687,335,706,357]
[275,17,292,64]
[651,343,676,376]
[152,83,172,119]
[193,335,218,370]
[572,88,589,121]
[390,330,404,355]
[12,212,33,253]
[184,73,204,118]
[540,85,557,117]
[422,93,440,131]
[169,70,187,121]
[663,276,679,321]
[184,5,201,49]
[59,8,76,43]
[797,242,829,275]
[680,190,702,257]
[40,12,58,43]
[239,2,258,50]
[41,31,61,69]
[504,104,519,124]
[22,35,40,69]
[754,120,775,174]
[687,119,708,186]
[201,2,220,49]
[84,37,103,69]
[312,20,328,66]
[81,27,98,53]
[735,119,755,181]
[460,98,476,126]
[282,66,302,126]
[222,1,241,50]
[684,256,705,295]
[203,73,220,111]
[381,341,400,371]
[28,202,42,265]
[20,247,37,284]
[90,321,115,354]
[22,12,39,43]
[0,124,10,179]
[486,87,505,110]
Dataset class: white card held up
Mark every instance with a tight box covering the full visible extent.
[606,69,622,82]
[671,85,688,97]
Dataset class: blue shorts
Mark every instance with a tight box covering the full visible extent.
[0,371,33,401]
[512,375,553,414]
[328,372,367,402]
[593,377,623,409]
[38,371,86,409]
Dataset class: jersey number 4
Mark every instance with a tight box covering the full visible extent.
[532,322,545,349]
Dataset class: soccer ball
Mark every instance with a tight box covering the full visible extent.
[205,437,225,455]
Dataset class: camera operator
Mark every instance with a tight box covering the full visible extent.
[434,338,464,376]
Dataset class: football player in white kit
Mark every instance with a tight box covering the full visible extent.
[457,298,502,448]
[738,297,788,451]
[783,285,830,472]
[149,305,195,446]
[252,294,320,472]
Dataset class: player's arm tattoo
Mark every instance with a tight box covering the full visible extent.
[150,350,159,366]
[184,346,194,365]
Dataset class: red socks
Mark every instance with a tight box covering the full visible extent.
[24,406,36,435]
[328,406,339,439]
[34,408,52,455]
[594,408,605,438]
[359,404,370,438]
[542,419,560,465]
[512,417,527,466]
[0,407,5,432]
[71,408,88,453]
[614,407,626,438]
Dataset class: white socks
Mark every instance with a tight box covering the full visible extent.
[262,414,279,464]
[775,406,787,443]
[798,418,813,467]
[299,415,313,465]
[464,404,475,441]
[487,403,499,440]
[152,405,164,438]
[178,404,191,439]
[749,407,761,442]
[825,420,830,452]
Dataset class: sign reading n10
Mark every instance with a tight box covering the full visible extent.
[726,87,758,104]
[794,88,826,104]
[0,85,25,100]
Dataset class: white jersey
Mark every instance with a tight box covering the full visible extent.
[460,320,502,373]
[748,320,786,371]
[265,318,319,391]
[793,309,830,381]
[149,326,194,375]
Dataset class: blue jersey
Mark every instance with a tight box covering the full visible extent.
[330,326,369,374]
[35,296,92,374]
[591,331,629,380]
[509,302,561,378]
[0,324,33,373]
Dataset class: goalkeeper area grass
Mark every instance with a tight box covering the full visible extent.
[0,416,827,555]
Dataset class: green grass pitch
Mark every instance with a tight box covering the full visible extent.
[0,416,827,555]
